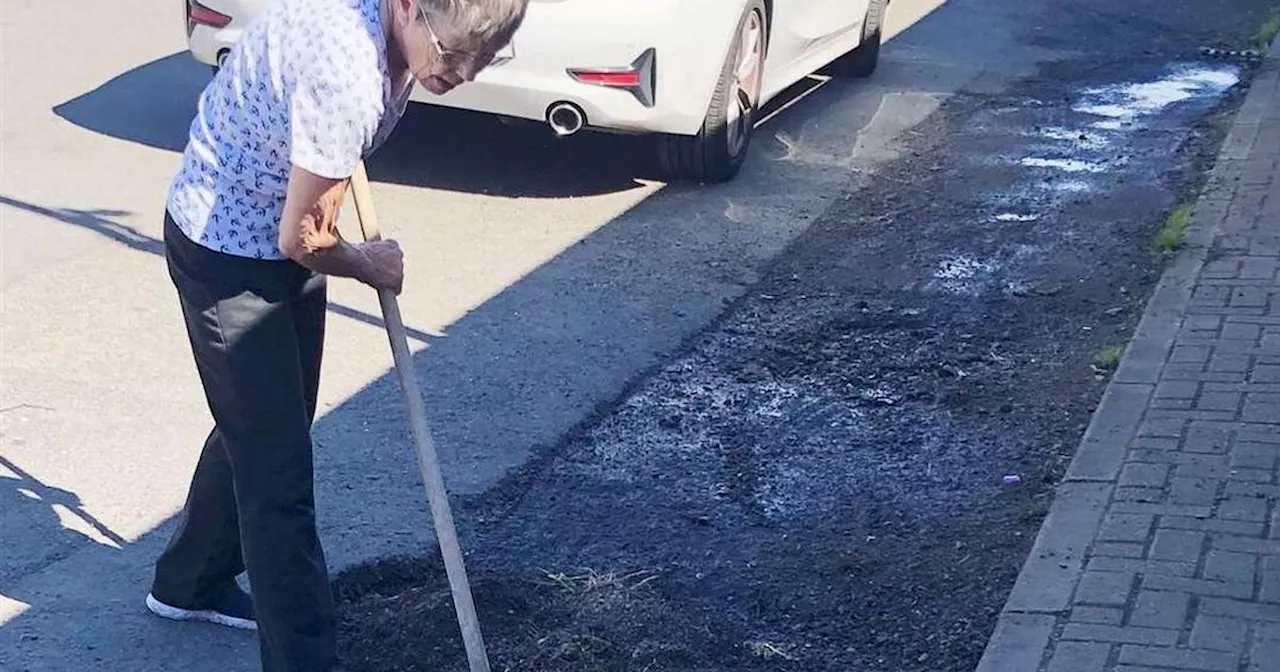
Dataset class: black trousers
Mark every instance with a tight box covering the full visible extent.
[153,213,337,672]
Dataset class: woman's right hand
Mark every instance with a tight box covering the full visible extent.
[357,239,405,294]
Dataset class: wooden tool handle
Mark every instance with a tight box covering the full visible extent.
[348,161,492,672]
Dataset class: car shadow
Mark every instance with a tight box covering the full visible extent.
[51,51,658,198]
[52,53,209,159]
[50,49,879,200]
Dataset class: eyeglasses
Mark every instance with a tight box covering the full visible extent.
[417,5,489,72]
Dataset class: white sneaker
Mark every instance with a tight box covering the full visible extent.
[145,590,258,631]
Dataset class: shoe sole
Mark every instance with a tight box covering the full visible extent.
[145,593,258,631]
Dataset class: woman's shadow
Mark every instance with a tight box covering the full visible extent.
[0,455,127,595]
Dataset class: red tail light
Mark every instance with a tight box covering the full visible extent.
[565,48,656,108]
[567,70,642,88]
[189,0,232,28]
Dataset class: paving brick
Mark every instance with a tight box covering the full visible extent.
[1260,556,1280,603]
[1253,236,1280,255]
[1166,367,1247,382]
[1152,396,1194,410]
[1221,322,1263,340]
[1118,644,1238,670]
[1075,570,1136,606]
[1093,542,1147,558]
[1174,345,1215,364]
[1088,557,1196,577]
[1243,393,1280,423]
[1212,533,1280,555]
[1141,574,1254,599]
[1225,467,1274,483]
[1169,476,1224,505]
[1046,641,1111,672]
[1210,352,1253,373]
[1223,481,1280,498]
[1204,258,1244,279]
[1149,409,1239,423]
[1120,463,1171,488]
[1114,486,1165,503]
[1156,380,1201,399]
[1233,286,1270,307]
[1150,529,1206,563]
[1111,502,1214,518]
[1253,364,1280,383]
[1131,448,1224,465]
[1186,315,1225,331]
[1249,637,1280,672]
[1099,514,1155,543]
[1228,442,1278,470]
[1186,421,1235,452]
[1174,461,1230,479]
[1190,614,1249,653]
[1203,550,1259,583]
[1219,496,1271,522]
[1203,382,1280,394]
[1128,590,1191,629]
[1218,235,1253,253]
[1139,418,1187,438]
[1198,391,1244,412]
[1241,258,1279,280]
[1160,515,1265,536]
[1228,315,1280,325]
[1202,596,1280,622]
[1194,286,1232,308]
[1060,623,1179,645]
[1071,605,1125,625]
[1238,423,1280,444]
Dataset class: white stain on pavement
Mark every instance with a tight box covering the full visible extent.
[1042,178,1094,193]
[1073,66,1240,130]
[995,213,1040,222]
[1034,126,1111,150]
[932,255,998,294]
[1019,157,1108,173]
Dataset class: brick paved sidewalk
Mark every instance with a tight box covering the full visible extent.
[975,38,1280,672]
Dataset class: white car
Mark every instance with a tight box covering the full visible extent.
[185,0,888,182]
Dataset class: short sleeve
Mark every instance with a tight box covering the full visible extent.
[287,8,384,179]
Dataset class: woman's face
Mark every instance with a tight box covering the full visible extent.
[393,0,497,95]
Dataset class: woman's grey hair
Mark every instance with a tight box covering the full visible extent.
[417,0,530,53]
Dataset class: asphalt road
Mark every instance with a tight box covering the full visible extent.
[0,0,1064,669]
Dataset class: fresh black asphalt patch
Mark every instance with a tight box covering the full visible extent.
[333,3,1280,670]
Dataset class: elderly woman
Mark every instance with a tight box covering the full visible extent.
[145,1,527,670]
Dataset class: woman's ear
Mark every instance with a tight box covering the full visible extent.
[393,0,417,26]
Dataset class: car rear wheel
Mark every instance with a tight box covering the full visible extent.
[827,0,886,78]
[655,0,768,183]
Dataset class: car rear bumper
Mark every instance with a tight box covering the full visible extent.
[409,49,701,137]
[188,0,743,137]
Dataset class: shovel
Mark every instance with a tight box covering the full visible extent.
[347,160,492,672]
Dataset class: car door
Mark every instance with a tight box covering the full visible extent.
[763,1,869,82]
[772,0,867,51]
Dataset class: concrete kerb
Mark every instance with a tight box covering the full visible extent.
[973,34,1280,672]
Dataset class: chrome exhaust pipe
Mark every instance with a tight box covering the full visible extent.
[546,102,585,137]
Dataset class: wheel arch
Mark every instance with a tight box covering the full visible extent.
[665,0,771,136]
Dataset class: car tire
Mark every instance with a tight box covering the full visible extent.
[655,0,768,184]
[827,0,886,78]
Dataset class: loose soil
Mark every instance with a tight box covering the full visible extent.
[334,3,1280,671]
